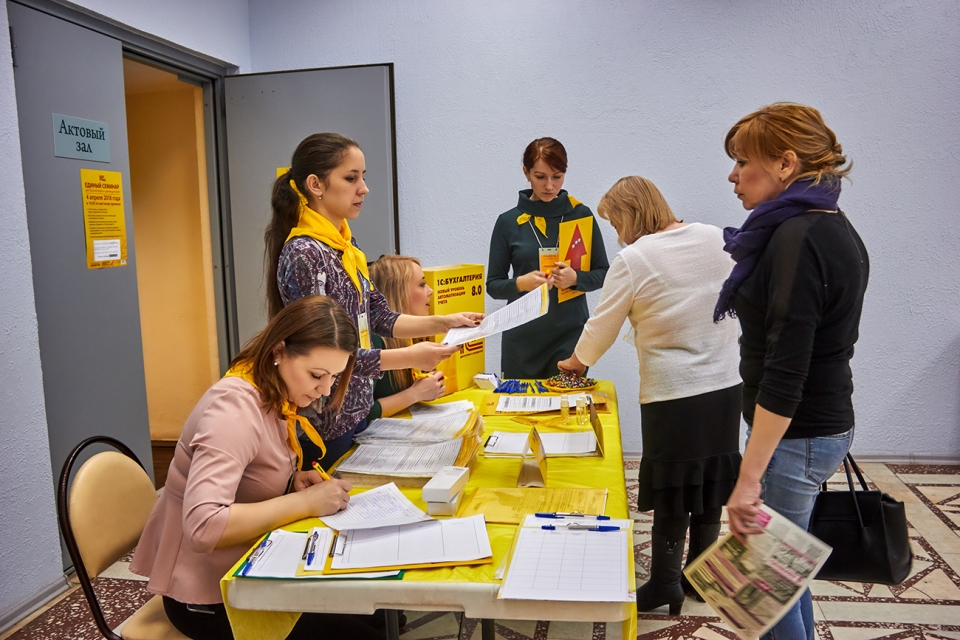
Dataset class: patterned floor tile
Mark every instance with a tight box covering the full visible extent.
[8,462,960,640]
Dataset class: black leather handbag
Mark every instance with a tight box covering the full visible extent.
[808,453,912,584]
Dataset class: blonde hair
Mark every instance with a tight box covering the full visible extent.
[725,102,851,185]
[369,255,422,390]
[597,176,678,245]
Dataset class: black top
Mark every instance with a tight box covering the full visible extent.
[735,211,869,438]
[487,189,609,379]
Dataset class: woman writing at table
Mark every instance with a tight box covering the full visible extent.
[721,103,868,640]
[266,133,480,469]
[366,254,446,421]
[131,295,386,639]
[487,137,609,379]
[558,176,741,615]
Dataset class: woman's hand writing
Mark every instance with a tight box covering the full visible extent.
[300,478,352,517]
[516,270,550,292]
[548,262,578,289]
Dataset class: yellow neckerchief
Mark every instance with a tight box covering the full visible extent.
[224,361,327,472]
[285,179,370,303]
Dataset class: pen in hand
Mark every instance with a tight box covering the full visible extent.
[312,461,333,482]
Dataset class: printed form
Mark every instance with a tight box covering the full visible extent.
[355,411,473,444]
[484,430,597,457]
[499,519,631,602]
[442,284,548,346]
[319,482,431,530]
[336,439,463,476]
[408,400,475,418]
[332,514,492,570]
[496,393,589,413]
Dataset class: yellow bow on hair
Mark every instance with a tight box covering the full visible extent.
[224,361,327,472]
[285,179,370,303]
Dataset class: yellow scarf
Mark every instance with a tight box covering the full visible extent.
[224,361,327,471]
[285,180,369,302]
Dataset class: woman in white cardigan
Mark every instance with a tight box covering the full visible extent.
[558,176,742,615]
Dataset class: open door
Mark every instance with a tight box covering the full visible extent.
[223,65,399,345]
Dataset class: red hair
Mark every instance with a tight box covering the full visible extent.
[523,137,568,173]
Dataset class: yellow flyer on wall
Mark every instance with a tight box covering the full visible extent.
[557,218,592,303]
[80,168,127,269]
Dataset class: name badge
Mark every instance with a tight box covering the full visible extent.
[357,311,371,350]
[538,247,559,275]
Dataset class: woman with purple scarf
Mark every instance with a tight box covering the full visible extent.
[719,103,869,640]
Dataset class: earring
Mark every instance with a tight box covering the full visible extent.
[317,194,323,200]
[274,361,279,366]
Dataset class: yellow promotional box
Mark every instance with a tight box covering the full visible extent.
[423,263,485,394]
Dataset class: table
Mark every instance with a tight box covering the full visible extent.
[221,381,637,640]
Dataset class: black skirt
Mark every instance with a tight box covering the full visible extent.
[636,384,742,517]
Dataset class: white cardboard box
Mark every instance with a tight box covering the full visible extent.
[421,466,470,503]
[427,491,463,516]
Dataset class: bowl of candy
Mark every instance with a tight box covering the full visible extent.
[542,372,598,393]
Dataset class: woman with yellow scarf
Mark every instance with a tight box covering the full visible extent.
[131,295,387,639]
[265,133,482,469]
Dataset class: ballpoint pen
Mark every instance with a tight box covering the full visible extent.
[534,512,611,519]
[312,460,332,481]
[565,524,620,532]
[305,531,319,567]
[240,537,271,576]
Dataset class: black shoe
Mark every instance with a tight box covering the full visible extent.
[681,522,721,602]
[637,531,685,615]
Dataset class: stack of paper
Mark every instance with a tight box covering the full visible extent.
[408,400,475,418]
[354,408,478,445]
[483,430,598,457]
[334,435,482,486]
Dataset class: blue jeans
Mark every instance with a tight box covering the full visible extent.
[749,427,854,640]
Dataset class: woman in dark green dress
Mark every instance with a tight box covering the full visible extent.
[486,137,609,379]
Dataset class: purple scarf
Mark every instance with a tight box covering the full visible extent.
[714,178,841,322]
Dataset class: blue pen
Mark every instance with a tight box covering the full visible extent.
[535,512,563,519]
[240,537,271,576]
[305,531,319,567]
[541,524,556,530]
[588,525,621,532]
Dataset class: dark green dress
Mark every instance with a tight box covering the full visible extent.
[366,333,402,422]
[486,189,609,379]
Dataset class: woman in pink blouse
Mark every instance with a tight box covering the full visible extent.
[131,296,385,639]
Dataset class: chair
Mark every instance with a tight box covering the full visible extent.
[57,436,189,640]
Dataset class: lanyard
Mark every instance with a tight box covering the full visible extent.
[527,215,564,249]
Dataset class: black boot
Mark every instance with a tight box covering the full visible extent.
[681,522,721,602]
[637,531,686,615]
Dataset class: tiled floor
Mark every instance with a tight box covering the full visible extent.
[4,462,960,640]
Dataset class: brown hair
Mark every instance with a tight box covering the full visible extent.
[369,255,421,390]
[231,295,359,415]
[523,137,568,174]
[265,133,361,318]
[597,176,678,244]
[725,102,851,185]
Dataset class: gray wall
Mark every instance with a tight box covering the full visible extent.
[0,0,251,626]
[0,3,65,626]
[249,0,960,458]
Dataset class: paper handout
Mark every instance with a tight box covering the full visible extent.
[318,482,431,531]
[335,439,464,477]
[442,284,548,346]
[484,430,597,457]
[354,410,474,444]
[331,514,493,571]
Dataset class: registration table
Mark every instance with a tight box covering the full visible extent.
[221,381,637,640]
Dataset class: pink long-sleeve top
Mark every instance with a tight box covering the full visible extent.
[130,376,297,604]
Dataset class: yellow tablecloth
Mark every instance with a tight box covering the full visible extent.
[220,381,637,640]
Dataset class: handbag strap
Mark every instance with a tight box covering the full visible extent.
[846,453,869,491]
[841,454,866,528]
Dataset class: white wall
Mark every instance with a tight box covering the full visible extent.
[249,0,960,457]
[67,0,252,70]
[0,0,251,626]
[0,3,64,626]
